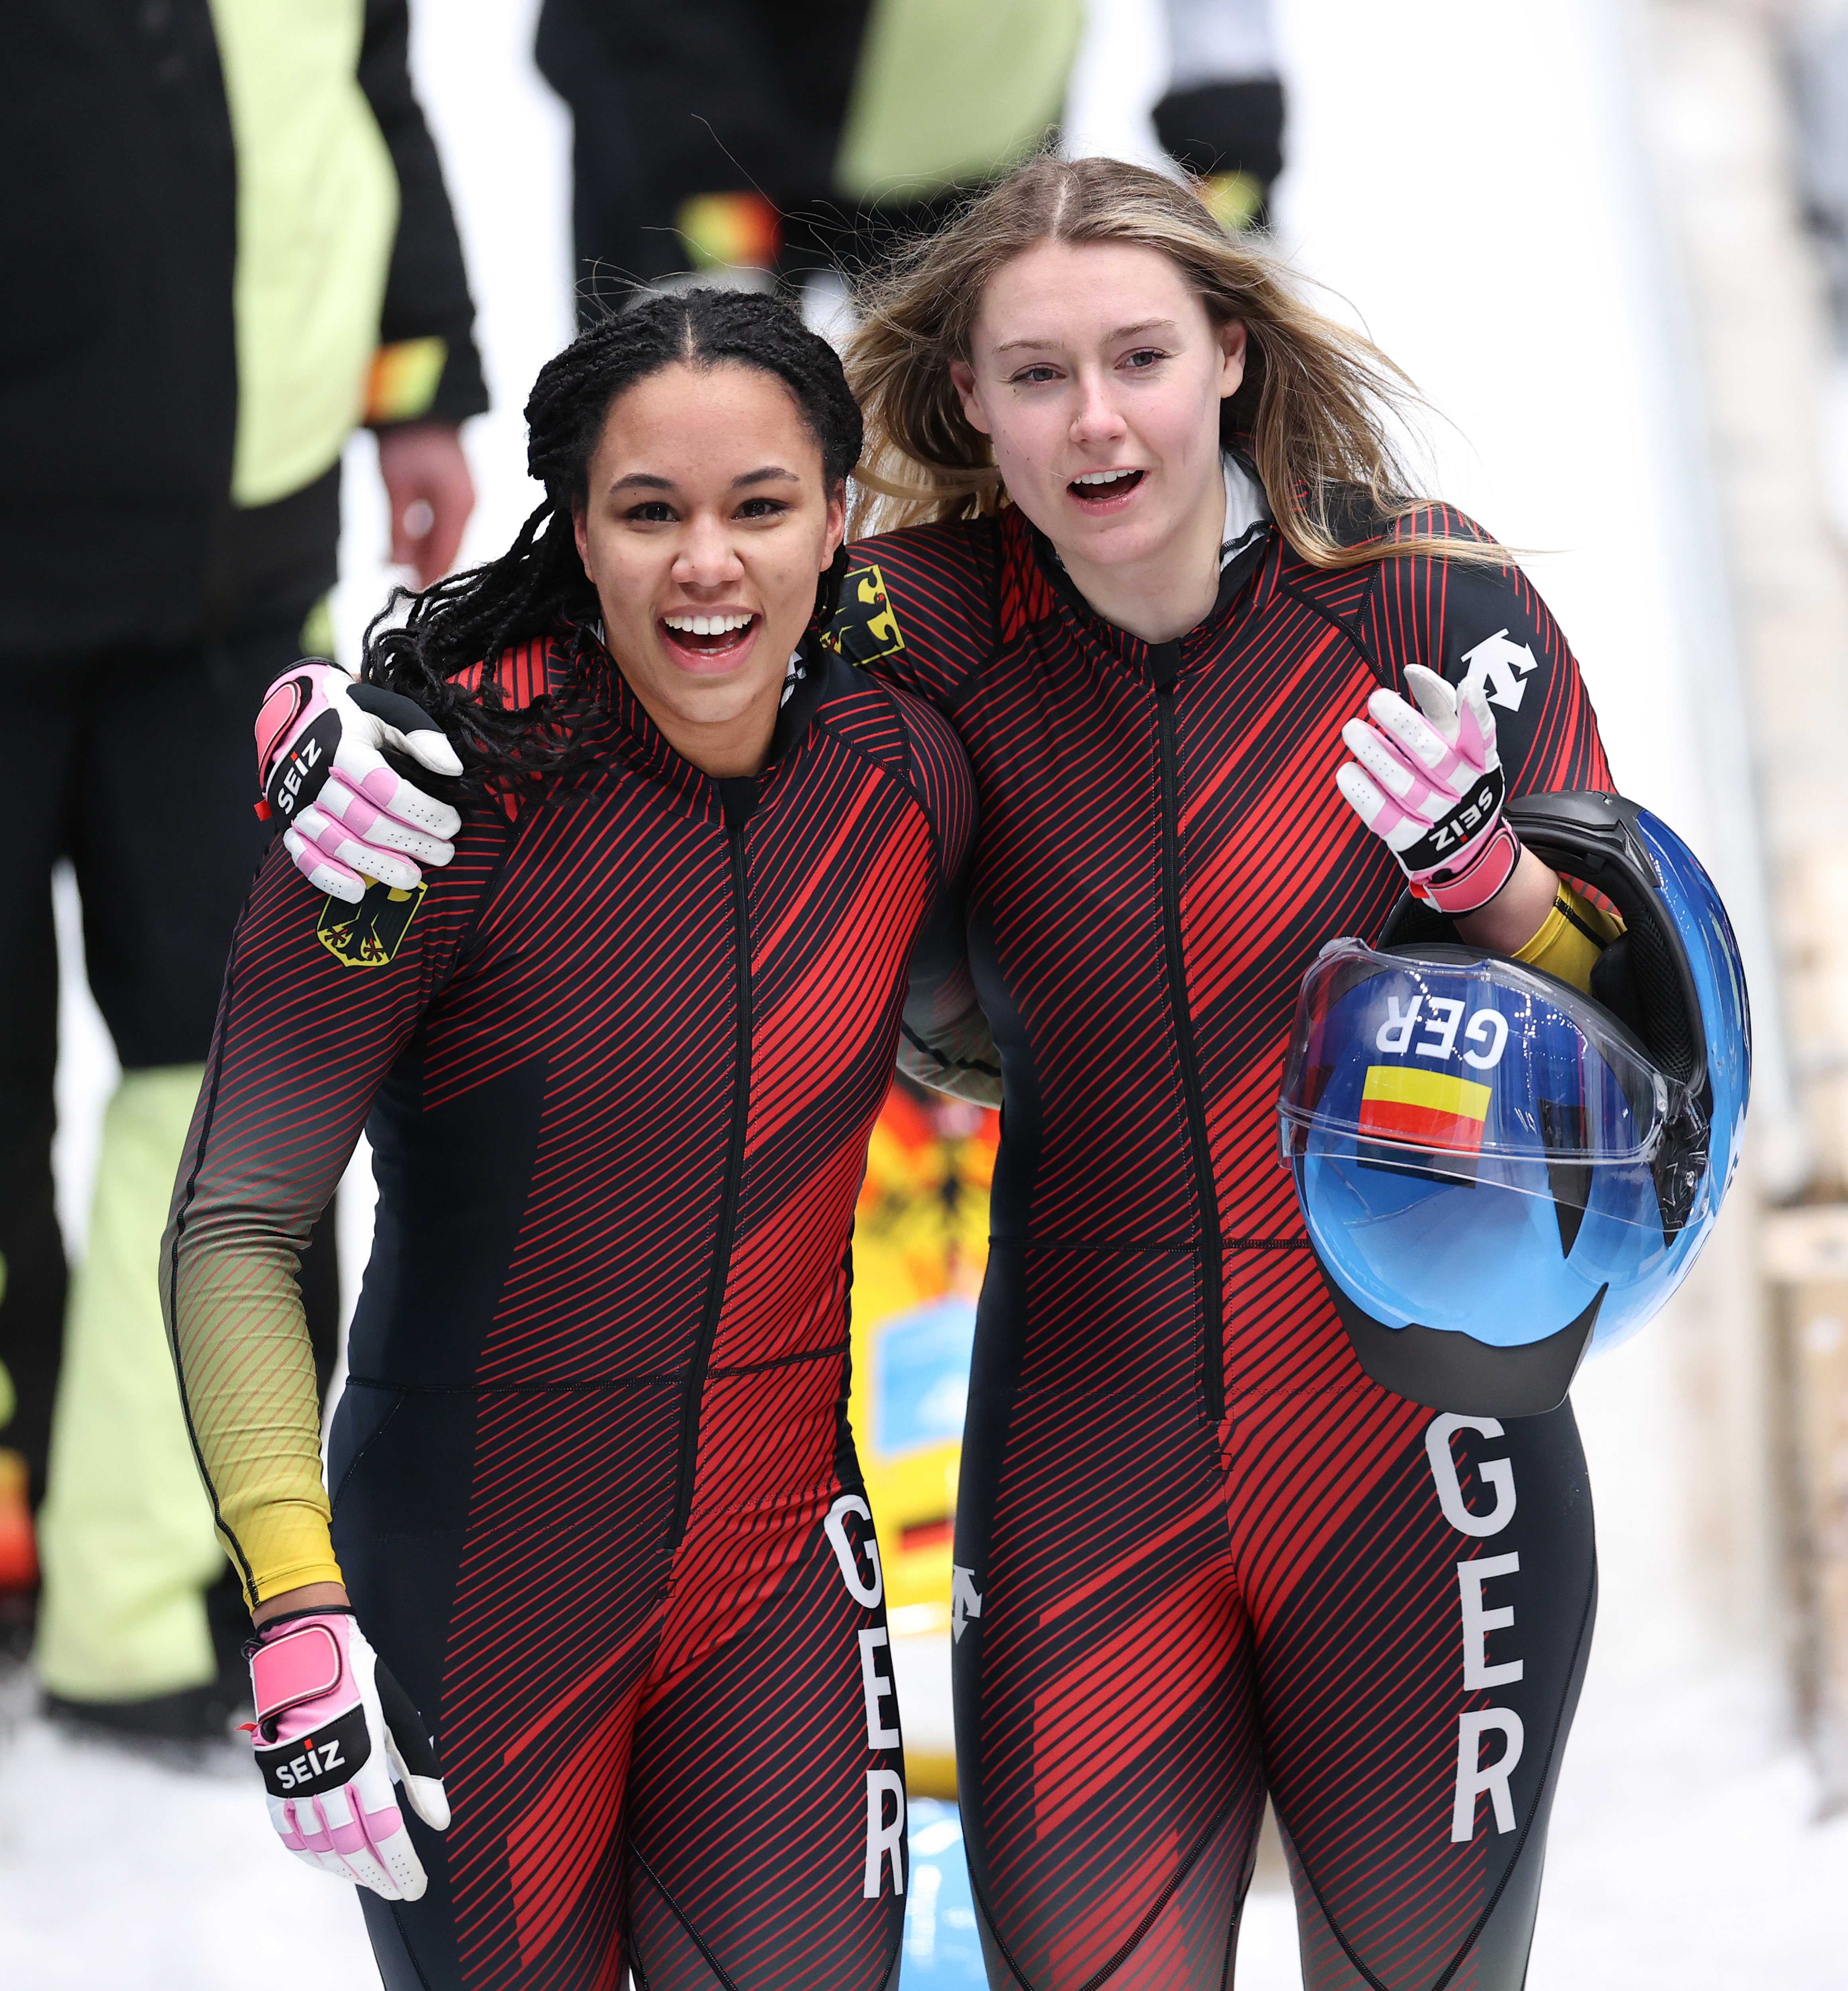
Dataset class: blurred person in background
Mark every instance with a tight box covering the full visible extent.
[0,1347,32,1659]
[534,0,1288,312]
[0,0,485,1741]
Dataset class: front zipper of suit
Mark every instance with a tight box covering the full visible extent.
[1154,667,1227,1422]
[670,823,754,1545]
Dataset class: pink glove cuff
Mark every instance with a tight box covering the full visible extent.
[256,665,343,828]
[249,1612,372,1796]
[252,1618,347,1743]
[1412,820,1522,915]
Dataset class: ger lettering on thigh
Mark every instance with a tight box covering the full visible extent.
[950,1300,1596,1991]
[1254,1395,1598,1991]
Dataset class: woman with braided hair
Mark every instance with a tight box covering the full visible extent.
[161,287,974,1990]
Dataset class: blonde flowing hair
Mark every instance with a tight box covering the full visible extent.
[846,153,1495,569]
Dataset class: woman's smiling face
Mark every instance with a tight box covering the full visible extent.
[950,239,1246,579]
[574,360,845,776]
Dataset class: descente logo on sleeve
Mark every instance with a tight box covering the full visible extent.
[317,880,427,968]
[1457,628,1541,712]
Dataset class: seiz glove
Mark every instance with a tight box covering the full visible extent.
[1335,663,1522,915]
[256,662,463,904]
[248,1608,449,1901]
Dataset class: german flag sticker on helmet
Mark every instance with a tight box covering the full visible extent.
[317,880,427,969]
[1357,1065,1492,1155]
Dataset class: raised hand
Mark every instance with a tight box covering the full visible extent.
[1335,663,1522,915]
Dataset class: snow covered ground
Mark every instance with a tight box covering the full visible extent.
[10,0,1847,1985]
[3,1654,1842,1991]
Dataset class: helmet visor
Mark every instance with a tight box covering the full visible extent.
[1278,940,1701,1228]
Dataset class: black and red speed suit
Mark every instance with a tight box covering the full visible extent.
[163,635,974,1991]
[826,480,1611,1991]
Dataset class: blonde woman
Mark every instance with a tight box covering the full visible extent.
[820,157,1611,1991]
[256,158,1614,1990]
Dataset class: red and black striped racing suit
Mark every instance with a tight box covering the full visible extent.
[164,637,974,1991]
[827,491,1612,1991]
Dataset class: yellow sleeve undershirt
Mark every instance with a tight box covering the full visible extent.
[1511,881,1623,994]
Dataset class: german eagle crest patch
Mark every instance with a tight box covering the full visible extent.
[820,562,905,667]
[317,880,427,968]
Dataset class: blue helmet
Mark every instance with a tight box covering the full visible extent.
[1278,792,1749,1416]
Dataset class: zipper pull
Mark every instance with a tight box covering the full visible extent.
[1149,640,1182,693]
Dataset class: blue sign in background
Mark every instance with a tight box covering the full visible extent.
[874,1296,977,1457]
[904,1800,984,1984]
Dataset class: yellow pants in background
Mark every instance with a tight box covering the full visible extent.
[35,1068,225,1702]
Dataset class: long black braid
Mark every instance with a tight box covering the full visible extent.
[362,287,863,794]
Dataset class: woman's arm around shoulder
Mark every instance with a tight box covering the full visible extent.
[882,681,1001,1107]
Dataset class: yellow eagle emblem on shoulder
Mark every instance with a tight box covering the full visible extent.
[317,880,427,969]
[820,562,906,667]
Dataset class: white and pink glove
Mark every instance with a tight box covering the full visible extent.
[256,662,463,904]
[1335,663,1522,915]
[248,1609,449,1901]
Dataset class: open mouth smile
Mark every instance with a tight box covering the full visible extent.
[660,611,758,663]
[1067,467,1146,510]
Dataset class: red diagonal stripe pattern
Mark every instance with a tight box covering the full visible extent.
[841,497,1612,1988]
[166,636,973,1990]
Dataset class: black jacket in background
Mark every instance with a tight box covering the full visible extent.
[535,0,1288,308]
[0,0,487,659]
[536,0,869,293]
